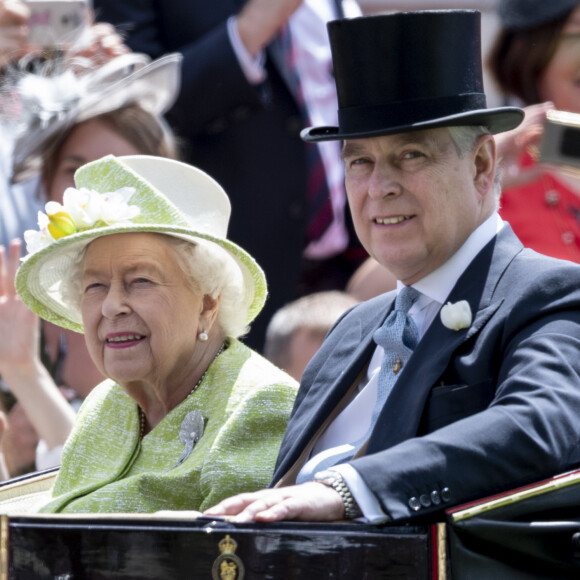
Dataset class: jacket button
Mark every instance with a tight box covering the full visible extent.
[419,494,432,508]
[430,491,441,505]
[441,487,451,502]
[408,496,421,511]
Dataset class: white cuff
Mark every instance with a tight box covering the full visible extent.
[332,463,391,523]
[227,16,267,85]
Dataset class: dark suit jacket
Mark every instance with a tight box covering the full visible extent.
[272,226,580,522]
[92,0,349,350]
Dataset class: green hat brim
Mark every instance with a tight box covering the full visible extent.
[15,224,267,334]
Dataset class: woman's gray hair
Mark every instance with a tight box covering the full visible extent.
[165,236,248,338]
[447,125,502,202]
[60,233,249,339]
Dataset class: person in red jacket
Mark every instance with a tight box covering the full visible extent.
[489,0,580,262]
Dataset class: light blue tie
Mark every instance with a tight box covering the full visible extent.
[296,286,420,483]
[371,285,420,423]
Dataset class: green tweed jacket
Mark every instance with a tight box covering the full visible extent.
[40,339,298,513]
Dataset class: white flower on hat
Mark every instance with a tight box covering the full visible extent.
[57,186,139,229]
[23,212,53,254]
[57,188,102,229]
[98,188,140,224]
[440,300,472,331]
[23,186,140,255]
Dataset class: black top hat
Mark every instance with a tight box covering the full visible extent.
[498,0,578,30]
[302,10,523,143]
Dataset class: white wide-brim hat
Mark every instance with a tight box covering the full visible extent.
[11,52,182,182]
[15,155,267,332]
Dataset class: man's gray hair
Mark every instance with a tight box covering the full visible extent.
[447,125,502,202]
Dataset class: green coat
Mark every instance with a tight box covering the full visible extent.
[40,339,298,513]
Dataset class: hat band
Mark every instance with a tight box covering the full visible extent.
[337,93,488,134]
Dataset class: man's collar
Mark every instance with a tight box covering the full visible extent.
[405,212,504,306]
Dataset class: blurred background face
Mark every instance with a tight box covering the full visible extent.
[538,4,580,112]
[47,118,142,202]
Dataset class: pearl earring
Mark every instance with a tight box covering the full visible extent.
[198,331,209,342]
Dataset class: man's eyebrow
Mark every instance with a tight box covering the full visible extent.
[341,141,368,160]
[341,131,437,160]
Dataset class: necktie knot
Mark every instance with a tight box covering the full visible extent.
[374,286,420,353]
[394,285,420,315]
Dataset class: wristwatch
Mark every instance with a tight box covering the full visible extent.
[313,470,363,520]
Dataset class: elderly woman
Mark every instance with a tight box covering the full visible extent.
[13,153,298,513]
[0,53,182,478]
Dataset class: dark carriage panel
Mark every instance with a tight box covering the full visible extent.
[3,516,435,579]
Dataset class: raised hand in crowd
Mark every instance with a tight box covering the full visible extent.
[0,0,30,69]
[0,239,75,458]
[0,239,39,373]
[0,0,130,72]
[71,21,130,67]
[236,0,302,56]
[495,101,554,190]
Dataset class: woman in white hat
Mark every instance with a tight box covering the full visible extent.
[0,53,182,477]
[13,153,297,513]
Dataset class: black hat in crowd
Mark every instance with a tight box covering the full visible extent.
[499,0,578,30]
[301,10,524,143]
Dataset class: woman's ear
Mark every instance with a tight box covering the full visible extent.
[199,294,221,334]
[473,134,497,196]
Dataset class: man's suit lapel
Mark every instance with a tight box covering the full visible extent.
[275,225,524,480]
[273,293,396,479]
[366,226,524,452]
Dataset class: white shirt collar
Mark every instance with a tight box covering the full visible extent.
[406,212,504,307]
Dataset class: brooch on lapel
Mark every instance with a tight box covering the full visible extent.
[440,300,472,331]
[172,410,205,469]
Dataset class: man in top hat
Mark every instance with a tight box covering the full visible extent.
[206,10,580,524]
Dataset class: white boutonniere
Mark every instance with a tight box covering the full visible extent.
[440,300,472,331]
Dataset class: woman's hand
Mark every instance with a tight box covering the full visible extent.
[204,482,345,523]
[0,239,40,374]
[70,21,130,67]
[0,0,30,69]
[495,101,554,190]
[0,239,75,449]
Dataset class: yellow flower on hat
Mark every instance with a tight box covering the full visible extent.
[47,210,77,240]
[23,186,140,256]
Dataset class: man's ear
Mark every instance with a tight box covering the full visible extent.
[473,134,497,196]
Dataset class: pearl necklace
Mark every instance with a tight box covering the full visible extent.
[138,341,227,439]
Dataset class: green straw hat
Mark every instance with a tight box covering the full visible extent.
[15,154,267,332]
